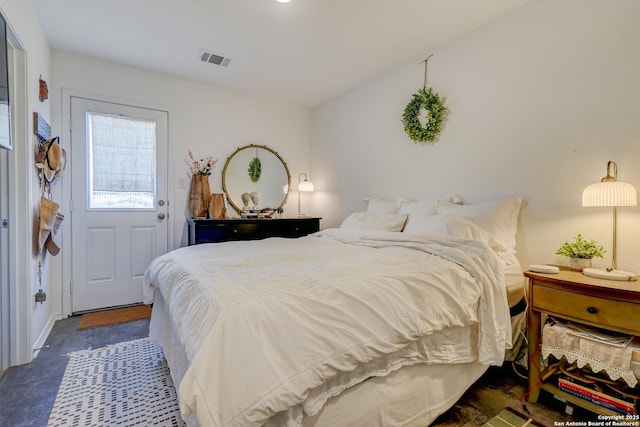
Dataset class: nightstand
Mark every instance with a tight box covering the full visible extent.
[524,269,640,414]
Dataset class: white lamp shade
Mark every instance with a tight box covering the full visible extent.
[582,181,637,207]
[298,180,314,192]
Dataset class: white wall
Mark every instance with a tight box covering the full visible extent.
[50,51,311,315]
[0,0,52,363]
[310,0,640,273]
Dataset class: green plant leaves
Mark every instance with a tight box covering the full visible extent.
[555,234,605,259]
[402,87,447,144]
[248,157,262,183]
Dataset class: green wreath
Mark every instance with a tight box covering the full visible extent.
[402,87,447,143]
[248,156,261,182]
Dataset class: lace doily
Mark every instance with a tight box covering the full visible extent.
[542,322,638,388]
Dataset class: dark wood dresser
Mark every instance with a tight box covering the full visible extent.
[187,217,321,245]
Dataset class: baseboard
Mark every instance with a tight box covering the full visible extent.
[32,312,63,358]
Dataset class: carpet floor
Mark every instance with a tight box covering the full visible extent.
[0,316,150,427]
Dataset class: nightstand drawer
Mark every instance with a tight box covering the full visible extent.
[533,284,640,332]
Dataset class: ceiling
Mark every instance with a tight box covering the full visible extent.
[32,0,532,108]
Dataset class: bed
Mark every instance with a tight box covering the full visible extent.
[143,196,525,426]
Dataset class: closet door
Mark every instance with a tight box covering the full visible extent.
[0,147,9,371]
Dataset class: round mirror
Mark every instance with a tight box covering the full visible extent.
[222,145,291,213]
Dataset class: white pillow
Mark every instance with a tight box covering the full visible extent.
[398,195,462,217]
[364,197,413,214]
[398,200,438,216]
[340,212,408,232]
[363,197,398,214]
[437,196,523,252]
[403,214,507,253]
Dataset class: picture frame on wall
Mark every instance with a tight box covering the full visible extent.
[33,112,51,143]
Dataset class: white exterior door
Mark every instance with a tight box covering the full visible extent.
[70,97,169,313]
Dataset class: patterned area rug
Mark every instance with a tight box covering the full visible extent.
[482,407,544,427]
[47,338,185,427]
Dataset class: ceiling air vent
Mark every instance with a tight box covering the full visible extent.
[199,50,232,67]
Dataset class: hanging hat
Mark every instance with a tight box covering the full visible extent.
[44,138,65,184]
[45,212,64,256]
[36,137,66,185]
[35,138,53,165]
[54,147,66,181]
[43,142,60,183]
[38,197,59,256]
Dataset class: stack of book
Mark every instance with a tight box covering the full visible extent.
[558,375,637,415]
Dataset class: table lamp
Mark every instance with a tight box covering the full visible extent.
[298,172,314,216]
[581,161,637,280]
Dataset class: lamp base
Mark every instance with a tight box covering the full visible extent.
[582,267,637,281]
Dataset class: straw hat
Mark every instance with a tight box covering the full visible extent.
[51,146,66,183]
[45,213,64,256]
[36,137,66,185]
[38,197,59,256]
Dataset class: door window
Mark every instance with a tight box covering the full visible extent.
[87,112,156,210]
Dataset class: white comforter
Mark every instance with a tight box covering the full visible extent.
[143,229,511,427]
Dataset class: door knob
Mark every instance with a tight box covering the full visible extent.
[158,213,166,220]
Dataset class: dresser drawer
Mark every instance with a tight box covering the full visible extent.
[271,219,319,238]
[198,223,266,243]
[533,284,640,332]
[187,218,321,245]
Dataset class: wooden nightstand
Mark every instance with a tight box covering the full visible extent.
[524,269,640,414]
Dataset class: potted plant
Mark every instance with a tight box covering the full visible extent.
[555,234,605,270]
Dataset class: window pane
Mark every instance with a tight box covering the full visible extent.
[88,112,156,209]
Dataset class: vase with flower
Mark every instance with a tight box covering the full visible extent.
[187,151,218,218]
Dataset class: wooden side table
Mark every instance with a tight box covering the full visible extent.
[524,269,640,414]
